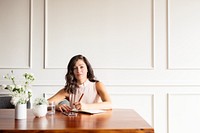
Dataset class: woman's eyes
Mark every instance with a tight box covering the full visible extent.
[73,66,85,70]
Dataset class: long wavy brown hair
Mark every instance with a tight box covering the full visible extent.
[64,55,98,93]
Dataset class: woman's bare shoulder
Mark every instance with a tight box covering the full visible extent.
[95,81,103,85]
[95,81,106,90]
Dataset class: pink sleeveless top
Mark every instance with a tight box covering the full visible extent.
[75,79,101,103]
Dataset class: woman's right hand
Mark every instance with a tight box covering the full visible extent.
[56,104,71,112]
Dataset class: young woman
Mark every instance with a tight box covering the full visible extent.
[48,54,112,112]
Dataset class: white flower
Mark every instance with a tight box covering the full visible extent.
[33,97,48,106]
[0,84,6,90]
[16,85,22,88]
[6,85,15,91]
[2,71,35,106]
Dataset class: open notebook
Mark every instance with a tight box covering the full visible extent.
[71,109,106,115]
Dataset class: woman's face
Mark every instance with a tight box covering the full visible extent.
[73,59,88,84]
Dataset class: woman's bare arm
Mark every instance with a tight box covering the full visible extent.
[48,88,67,104]
[48,88,71,112]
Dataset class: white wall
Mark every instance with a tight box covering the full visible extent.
[1,0,200,133]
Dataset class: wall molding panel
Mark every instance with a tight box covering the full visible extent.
[167,93,200,133]
[0,0,32,69]
[167,0,200,70]
[111,93,154,126]
[44,0,155,70]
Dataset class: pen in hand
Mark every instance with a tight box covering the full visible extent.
[78,93,84,102]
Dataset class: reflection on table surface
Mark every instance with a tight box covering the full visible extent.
[31,110,112,129]
[0,109,154,133]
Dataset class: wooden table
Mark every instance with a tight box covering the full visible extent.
[0,109,154,133]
